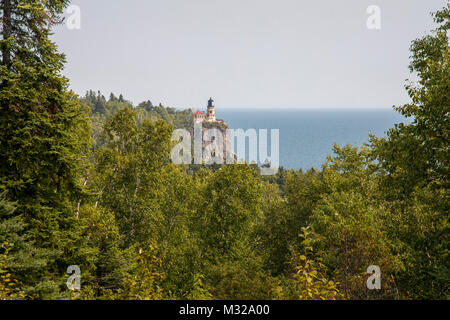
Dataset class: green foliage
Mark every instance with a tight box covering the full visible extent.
[93,107,173,245]
[186,274,212,300]
[77,205,133,298]
[1,0,448,301]
[204,254,276,300]
[0,246,26,300]
[82,90,193,148]
[369,4,449,299]
[114,245,165,300]
[282,145,401,299]
[0,0,93,299]
[254,181,292,276]
[196,165,263,261]
[274,228,342,300]
[0,193,28,299]
[192,165,278,299]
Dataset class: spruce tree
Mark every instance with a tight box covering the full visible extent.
[0,0,93,298]
[0,192,49,299]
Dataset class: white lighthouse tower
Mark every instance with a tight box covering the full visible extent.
[206,97,216,122]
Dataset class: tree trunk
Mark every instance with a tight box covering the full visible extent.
[2,0,12,66]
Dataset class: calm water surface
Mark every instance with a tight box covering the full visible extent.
[214,108,407,170]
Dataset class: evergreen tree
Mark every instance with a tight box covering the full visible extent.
[0,0,93,298]
[0,192,48,299]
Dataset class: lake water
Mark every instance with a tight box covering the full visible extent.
[214,108,407,170]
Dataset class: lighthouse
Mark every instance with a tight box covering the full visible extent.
[192,98,217,123]
[206,97,216,122]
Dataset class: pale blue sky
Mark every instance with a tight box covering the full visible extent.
[52,0,445,109]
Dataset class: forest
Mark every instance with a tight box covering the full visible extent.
[0,1,448,300]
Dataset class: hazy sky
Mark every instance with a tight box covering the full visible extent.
[52,0,445,109]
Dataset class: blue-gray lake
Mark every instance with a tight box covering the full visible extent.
[214,108,408,170]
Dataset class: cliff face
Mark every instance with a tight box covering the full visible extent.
[192,120,235,165]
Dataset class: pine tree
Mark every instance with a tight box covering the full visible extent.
[109,93,117,102]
